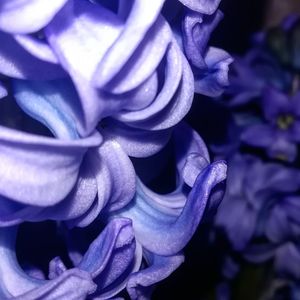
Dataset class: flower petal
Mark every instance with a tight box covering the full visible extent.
[178,0,221,14]
[0,0,68,34]
[116,161,226,255]
[0,31,65,80]
[127,251,184,299]
[0,126,101,206]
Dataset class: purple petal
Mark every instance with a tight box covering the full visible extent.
[116,161,226,255]
[178,0,221,14]
[78,218,142,299]
[275,243,300,279]
[13,79,83,140]
[241,124,274,148]
[87,137,136,213]
[194,47,233,97]
[13,269,96,300]
[182,10,223,67]
[114,42,194,131]
[267,137,297,162]
[216,197,257,251]
[93,0,166,88]
[102,120,172,158]
[127,251,184,300]
[34,157,98,222]
[45,0,122,83]
[265,205,290,243]
[0,0,68,34]
[262,87,290,121]
[0,31,65,80]
[14,34,59,64]
[97,15,172,94]
[0,126,101,206]
[0,226,96,299]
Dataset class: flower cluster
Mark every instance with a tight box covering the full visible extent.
[207,15,300,299]
[0,1,229,299]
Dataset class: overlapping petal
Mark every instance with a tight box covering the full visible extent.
[0,0,68,34]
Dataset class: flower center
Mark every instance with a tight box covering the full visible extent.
[276,114,294,130]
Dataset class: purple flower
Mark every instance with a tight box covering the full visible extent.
[226,49,291,106]
[242,87,300,162]
[110,123,226,298]
[182,8,232,97]
[0,218,141,299]
[216,154,300,251]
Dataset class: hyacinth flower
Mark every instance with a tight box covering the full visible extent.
[216,154,300,251]
[226,48,291,106]
[242,86,300,162]
[0,81,136,227]
[0,218,144,299]
[109,123,226,298]
[181,6,232,97]
[0,0,230,298]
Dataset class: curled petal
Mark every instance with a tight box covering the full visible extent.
[14,34,59,64]
[114,41,194,131]
[45,0,123,83]
[178,0,221,14]
[194,47,233,97]
[0,31,65,80]
[87,136,136,213]
[102,120,172,158]
[127,250,184,300]
[94,0,166,88]
[182,10,223,67]
[98,15,172,94]
[116,161,226,255]
[0,126,101,206]
[78,218,142,298]
[0,0,68,33]
[34,157,98,222]
[13,79,83,140]
[0,226,96,299]
[13,269,96,300]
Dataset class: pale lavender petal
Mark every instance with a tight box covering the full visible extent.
[182,10,223,68]
[34,157,98,222]
[116,161,226,255]
[78,218,142,299]
[87,137,136,213]
[102,120,172,158]
[127,251,184,300]
[100,15,172,94]
[114,42,194,131]
[13,269,96,300]
[194,47,232,97]
[178,0,221,14]
[0,0,68,34]
[94,0,166,88]
[13,79,83,140]
[14,34,59,64]
[45,0,122,83]
[0,31,65,80]
[0,126,101,206]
